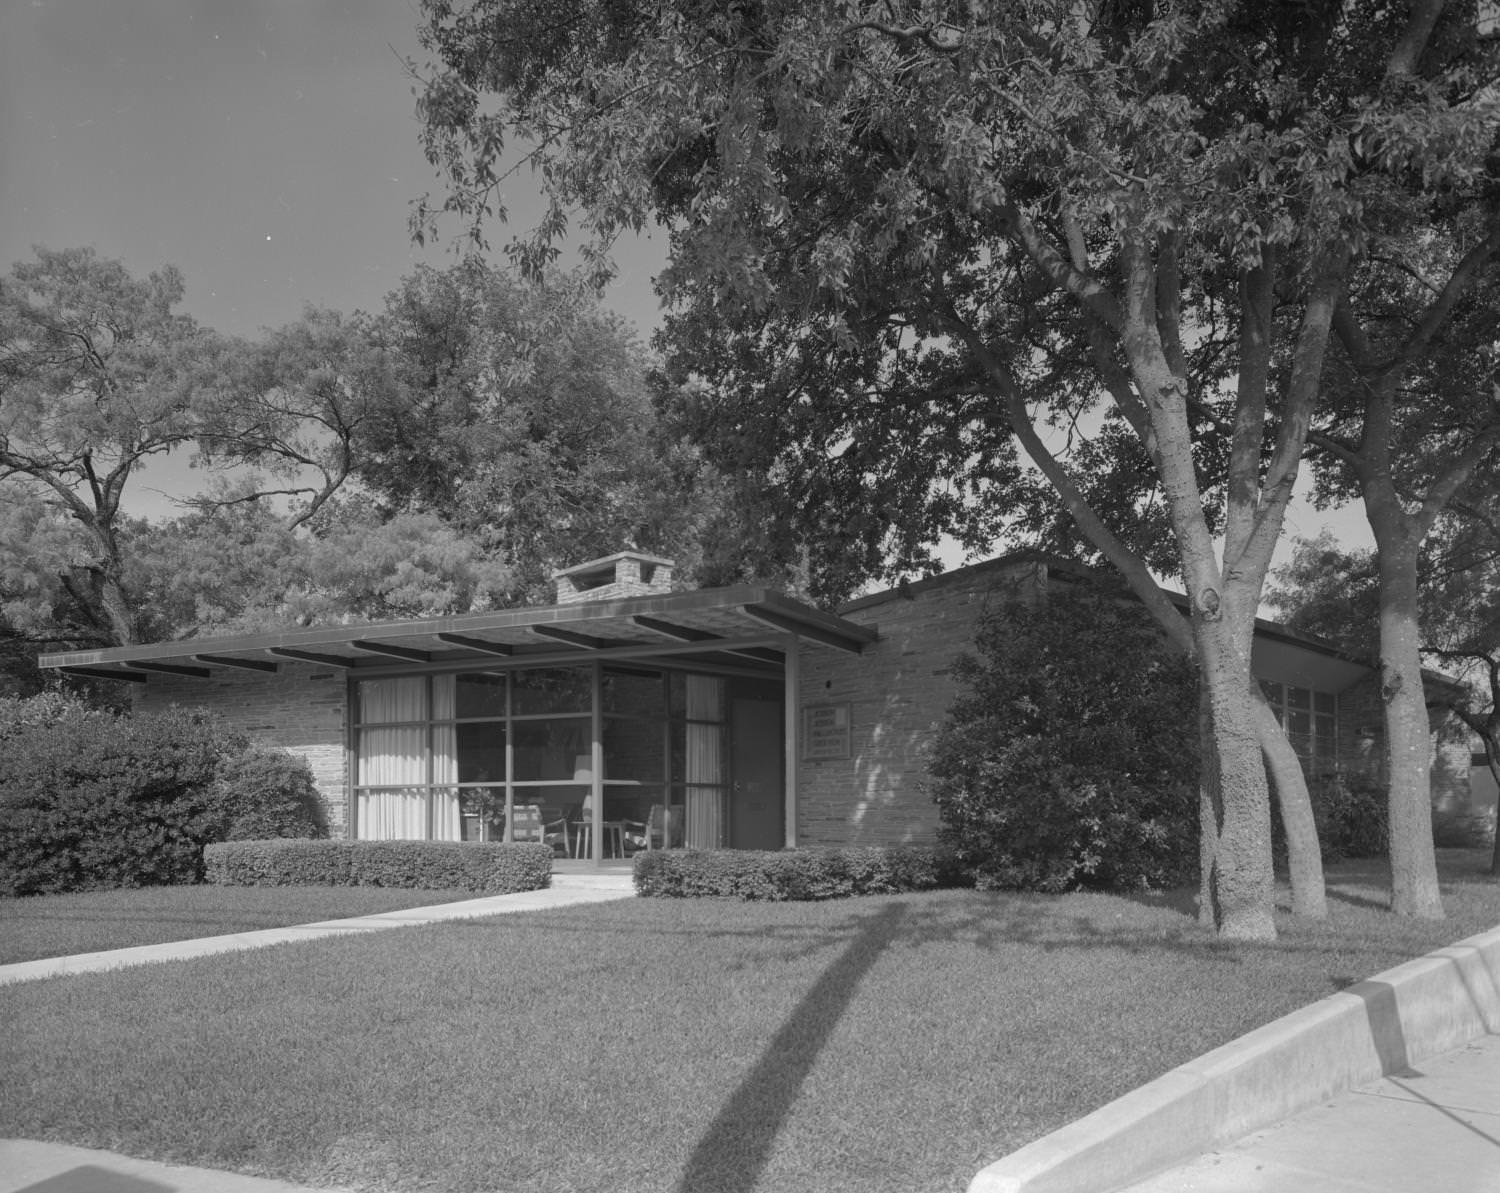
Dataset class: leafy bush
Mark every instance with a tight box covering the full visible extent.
[204,839,553,893]
[0,695,325,896]
[633,846,954,899]
[927,588,1200,893]
[213,746,327,840]
[1300,774,1388,861]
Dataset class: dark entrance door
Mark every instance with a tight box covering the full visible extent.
[728,678,784,850]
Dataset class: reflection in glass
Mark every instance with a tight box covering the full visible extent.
[512,667,591,715]
[456,673,507,719]
[513,718,591,781]
[456,723,506,784]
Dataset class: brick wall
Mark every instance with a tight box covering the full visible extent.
[794,560,1043,847]
[132,662,349,836]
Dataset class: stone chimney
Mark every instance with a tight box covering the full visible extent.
[552,550,676,605]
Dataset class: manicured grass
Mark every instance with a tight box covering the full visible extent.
[0,885,482,965]
[0,851,1495,1193]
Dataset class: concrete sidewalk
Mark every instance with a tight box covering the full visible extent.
[0,1139,347,1193]
[969,922,1500,1193]
[1119,1031,1500,1193]
[0,871,636,987]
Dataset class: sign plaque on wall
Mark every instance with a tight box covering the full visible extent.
[802,703,852,761]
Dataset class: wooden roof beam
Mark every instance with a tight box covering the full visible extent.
[195,654,279,673]
[268,647,357,668]
[434,633,515,657]
[60,666,149,684]
[351,640,431,663]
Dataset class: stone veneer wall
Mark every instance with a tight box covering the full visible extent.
[132,661,349,837]
[794,560,1043,847]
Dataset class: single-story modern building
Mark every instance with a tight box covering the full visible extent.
[37,550,1475,860]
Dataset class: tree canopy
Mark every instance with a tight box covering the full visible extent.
[411,0,1498,935]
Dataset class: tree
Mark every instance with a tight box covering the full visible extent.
[1270,524,1500,874]
[411,1,1493,937]
[1304,206,1500,914]
[0,247,235,644]
[353,258,720,601]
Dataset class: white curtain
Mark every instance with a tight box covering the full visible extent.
[357,677,430,840]
[430,675,460,841]
[684,676,724,848]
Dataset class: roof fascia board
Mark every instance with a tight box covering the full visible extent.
[36,585,783,670]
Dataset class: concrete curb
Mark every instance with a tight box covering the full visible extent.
[967,922,1500,1193]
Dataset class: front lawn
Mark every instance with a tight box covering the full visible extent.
[0,885,481,965]
[0,851,1495,1193]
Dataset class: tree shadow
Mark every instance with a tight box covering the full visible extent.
[673,901,909,1193]
[16,1165,173,1192]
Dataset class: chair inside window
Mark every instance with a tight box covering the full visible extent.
[512,804,569,854]
[636,803,680,851]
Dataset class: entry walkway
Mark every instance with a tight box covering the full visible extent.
[0,871,635,987]
[1118,1032,1500,1193]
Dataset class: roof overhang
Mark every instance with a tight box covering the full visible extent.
[38,586,878,683]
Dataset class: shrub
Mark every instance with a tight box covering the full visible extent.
[0,695,327,896]
[204,839,553,893]
[213,746,327,840]
[926,588,1200,893]
[632,846,954,900]
[1300,774,1388,861]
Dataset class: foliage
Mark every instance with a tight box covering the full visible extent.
[1307,775,1390,863]
[0,696,323,896]
[349,258,720,602]
[211,746,328,841]
[203,839,554,893]
[411,0,1498,937]
[0,247,237,645]
[928,587,1200,892]
[631,845,953,899]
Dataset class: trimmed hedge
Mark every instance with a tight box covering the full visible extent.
[204,840,554,894]
[632,846,955,900]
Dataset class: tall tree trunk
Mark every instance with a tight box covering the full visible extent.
[1196,617,1277,939]
[1375,538,1444,917]
[1253,694,1328,918]
[1199,685,1220,928]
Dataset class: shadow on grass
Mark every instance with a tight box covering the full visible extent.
[674,901,909,1193]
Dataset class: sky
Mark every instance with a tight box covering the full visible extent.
[0,0,1369,563]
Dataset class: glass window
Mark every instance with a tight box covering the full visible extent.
[1287,687,1311,710]
[456,673,507,719]
[358,676,427,724]
[603,668,667,717]
[455,722,506,784]
[513,717,591,782]
[603,715,666,782]
[512,667,591,715]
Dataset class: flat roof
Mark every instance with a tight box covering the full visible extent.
[38,585,878,683]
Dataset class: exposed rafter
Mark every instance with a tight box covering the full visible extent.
[268,647,357,668]
[352,640,431,663]
[132,660,212,679]
[195,654,279,673]
[60,666,148,684]
[631,615,716,643]
[742,603,870,653]
[529,625,623,650]
[434,633,515,656]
